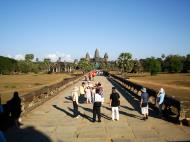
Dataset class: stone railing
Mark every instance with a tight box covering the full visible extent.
[21,74,84,115]
[105,72,190,126]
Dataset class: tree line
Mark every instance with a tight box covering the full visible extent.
[115,53,190,75]
[77,53,190,75]
[0,54,50,74]
[0,53,189,75]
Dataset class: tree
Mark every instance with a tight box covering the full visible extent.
[0,56,18,74]
[132,59,143,73]
[183,54,190,72]
[117,52,134,73]
[148,58,161,75]
[78,58,93,72]
[18,60,30,73]
[25,54,34,61]
[164,55,183,73]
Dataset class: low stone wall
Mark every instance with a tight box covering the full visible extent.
[21,74,84,115]
[107,73,190,126]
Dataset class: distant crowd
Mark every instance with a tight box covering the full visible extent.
[71,72,166,122]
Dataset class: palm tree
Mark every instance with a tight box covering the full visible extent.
[118,52,133,73]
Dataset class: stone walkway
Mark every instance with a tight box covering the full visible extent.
[5,76,190,142]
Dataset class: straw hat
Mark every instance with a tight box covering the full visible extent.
[141,87,146,93]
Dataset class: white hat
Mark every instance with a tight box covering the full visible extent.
[159,88,164,93]
[72,86,79,92]
[141,87,146,93]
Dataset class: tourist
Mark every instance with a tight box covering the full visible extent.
[79,82,85,103]
[85,86,92,104]
[92,88,103,122]
[110,87,120,121]
[140,87,149,120]
[157,88,165,118]
[72,86,79,118]
[87,81,93,88]
[88,72,92,81]
[91,86,96,103]
[97,82,104,104]
[7,91,22,127]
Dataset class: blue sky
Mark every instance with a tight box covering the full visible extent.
[0,0,190,61]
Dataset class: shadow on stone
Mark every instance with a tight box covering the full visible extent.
[64,96,72,101]
[79,105,112,120]
[67,107,92,121]
[5,126,52,142]
[102,105,141,120]
[52,105,74,118]
[120,105,135,111]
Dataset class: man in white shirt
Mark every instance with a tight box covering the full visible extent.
[92,88,103,122]
[79,82,85,103]
[72,86,79,118]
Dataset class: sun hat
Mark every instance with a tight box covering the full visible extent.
[141,87,146,93]
[72,86,79,92]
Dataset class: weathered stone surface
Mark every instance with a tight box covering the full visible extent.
[5,76,190,142]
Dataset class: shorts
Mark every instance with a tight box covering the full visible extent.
[141,105,149,115]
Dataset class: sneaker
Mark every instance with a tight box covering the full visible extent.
[98,120,101,122]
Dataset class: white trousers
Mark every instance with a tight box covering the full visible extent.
[112,107,119,120]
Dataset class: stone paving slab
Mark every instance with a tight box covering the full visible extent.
[5,76,190,142]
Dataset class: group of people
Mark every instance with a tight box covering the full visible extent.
[72,79,166,122]
[72,80,120,122]
[140,87,165,120]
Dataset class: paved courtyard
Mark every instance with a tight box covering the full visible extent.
[5,76,190,142]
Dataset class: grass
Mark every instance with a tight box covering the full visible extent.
[121,73,190,101]
[0,73,72,103]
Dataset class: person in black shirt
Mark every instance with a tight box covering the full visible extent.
[110,87,120,121]
[140,87,149,120]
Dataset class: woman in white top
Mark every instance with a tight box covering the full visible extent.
[72,86,79,118]
[85,86,92,104]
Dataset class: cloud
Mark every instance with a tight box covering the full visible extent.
[45,52,73,62]
[14,54,25,60]
[46,54,58,62]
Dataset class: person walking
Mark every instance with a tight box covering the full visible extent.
[92,89,103,122]
[110,87,120,121]
[85,86,92,104]
[79,82,85,103]
[97,82,104,104]
[72,86,79,118]
[157,88,165,118]
[140,87,149,120]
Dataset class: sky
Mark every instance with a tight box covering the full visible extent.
[0,0,190,61]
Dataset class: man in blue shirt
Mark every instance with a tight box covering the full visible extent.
[157,88,165,118]
[140,87,149,120]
